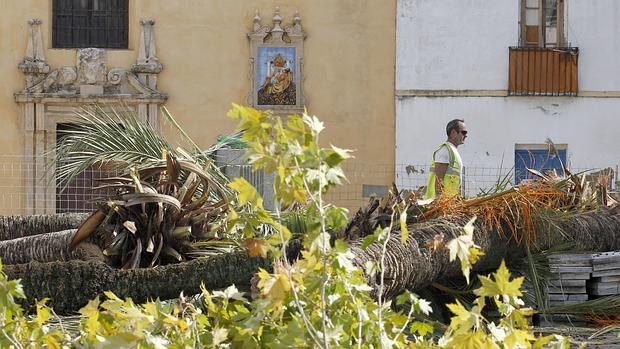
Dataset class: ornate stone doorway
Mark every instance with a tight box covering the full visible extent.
[15,19,167,214]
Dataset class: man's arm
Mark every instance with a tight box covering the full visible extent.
[434,162,448,196]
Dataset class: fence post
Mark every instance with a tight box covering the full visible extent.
[462,166,466,198]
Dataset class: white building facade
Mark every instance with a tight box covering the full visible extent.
[396,0,620,195]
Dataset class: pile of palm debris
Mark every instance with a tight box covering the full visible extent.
[343,167,619,245]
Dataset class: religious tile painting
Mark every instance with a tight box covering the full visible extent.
[256,47,296,105]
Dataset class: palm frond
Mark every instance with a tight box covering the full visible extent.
[69,153,235,269]
[186,239,239,258]
[281,210,311,238]
[49,104,232,198]
[211,132,247,153]
[546,296,620,316]
[254,209,312,239]
[51,104,171,190]
[524,245,549,314]
[477,168,514,196]
[477,152,514,196]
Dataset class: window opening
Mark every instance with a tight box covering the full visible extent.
[53,0,129,49]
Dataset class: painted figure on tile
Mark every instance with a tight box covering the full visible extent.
[257,49,296,105]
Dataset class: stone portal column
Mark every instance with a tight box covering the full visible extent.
[23,103,35,214]
[132,19,163,129]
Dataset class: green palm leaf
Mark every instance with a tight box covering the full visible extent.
[48,104,235,198]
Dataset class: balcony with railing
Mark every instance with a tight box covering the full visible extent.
[508,47,579,96]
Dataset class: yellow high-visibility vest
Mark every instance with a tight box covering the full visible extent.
[424,142,461,199]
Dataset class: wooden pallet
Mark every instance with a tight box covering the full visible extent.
[587,252,620,296]
[546,253,592,306]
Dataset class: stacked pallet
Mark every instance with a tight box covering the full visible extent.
[546,253,592,306]
[588,252,620,296]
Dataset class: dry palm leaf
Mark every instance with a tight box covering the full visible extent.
[344,164,614,249]
[69,209,107,250]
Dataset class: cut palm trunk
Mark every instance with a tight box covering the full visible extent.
[0,229,105,265]
[0,213,88,241]
[4,251,270,314]
[351,209,620,299]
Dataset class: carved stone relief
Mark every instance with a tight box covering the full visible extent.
[17,20,165,99]
[77,48,107,85]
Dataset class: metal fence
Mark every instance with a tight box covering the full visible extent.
[0,155,616,215]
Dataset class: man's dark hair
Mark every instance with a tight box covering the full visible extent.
[446,119,465,136]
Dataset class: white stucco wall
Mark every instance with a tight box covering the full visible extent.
[396,0,518,91]
[396,0,620,92]
[395,96,619,193]
[568,0,620,91]
[397,96,617,168]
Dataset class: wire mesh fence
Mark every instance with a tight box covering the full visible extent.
[0,156,32,215]
[0,155,616,215]
[0,156,120,215]
[394,164,515,197]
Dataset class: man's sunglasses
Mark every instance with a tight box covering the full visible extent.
[460,130,468,136]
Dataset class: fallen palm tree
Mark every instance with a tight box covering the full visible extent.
[69,154,234,269]
[0,105,241,266]
[353,207,620,299]
[347,168,620,299]
[3,251,270,314]
[4,199,619,313]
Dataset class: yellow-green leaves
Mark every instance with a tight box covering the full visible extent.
[228,177,263,209]
[324,145,353,168]
[227,105,351,209]
[35,299,53,325]
[504,329,536,349]
[212,285,247,303]
[409,321,434,337]
[334,240,356,272]
[212,327,230,347]
[447,331,494,349]
[475,261,524,300]
[439,216,564,349]
[79,297,102,334]
[257,269,291,308]
[441,257,546,349]
[447,216,482,283]
[447,300,480,334]
[533,334,571,349]
[227,104,268,140]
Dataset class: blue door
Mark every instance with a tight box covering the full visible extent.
[515,148,567,184]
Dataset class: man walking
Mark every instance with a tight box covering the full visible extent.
[424,119,467,199]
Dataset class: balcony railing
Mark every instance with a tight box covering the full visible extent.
[508,47,579,96]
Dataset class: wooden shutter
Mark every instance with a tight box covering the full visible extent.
[508,47,579,96]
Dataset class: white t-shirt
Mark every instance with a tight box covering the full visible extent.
[434,143,463,184]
